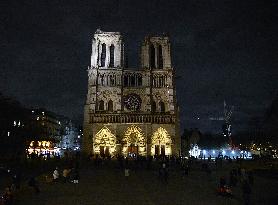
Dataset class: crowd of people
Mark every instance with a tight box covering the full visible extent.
[0,153,80,205]
[0,153,260,205]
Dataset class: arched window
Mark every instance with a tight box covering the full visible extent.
[159,76,162,87]
[158,45,163,69]
[159,101,165,112]
[110,75,115,86]
[138,75,142,86]
[100,43,106,67]
[130,75,135,87]
[108,100,113,112]
[124,75,128,86]
[100,75,104,85]
[150,44,155,68]
[152,101,156,112]
[109,44,115,67]
[99,100,104,111]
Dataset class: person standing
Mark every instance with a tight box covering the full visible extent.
[53,167,59,182]
[62,168,71,183]
[124,168,130,179]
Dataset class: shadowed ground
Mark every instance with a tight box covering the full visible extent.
[8,160,278,205]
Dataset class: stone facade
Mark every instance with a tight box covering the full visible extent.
[83,29,180,157]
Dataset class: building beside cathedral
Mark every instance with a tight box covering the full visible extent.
[83,29,180,157]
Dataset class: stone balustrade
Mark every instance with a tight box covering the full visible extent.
[89,113,176,124]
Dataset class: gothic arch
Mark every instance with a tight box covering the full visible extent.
[100,43,106,67]
[152,101,156,112]
[98,100,104,111]
[130,74,135,86]
[151,127,172,156]
[159,101,165,112]
[158,44,163,69]
[108,100,113,112]
[93,127,116,156]
[124,75,128,86]
[109,44,115,67]
[122,125,146,156]
[149,44,155,68]
[138,74,142,86]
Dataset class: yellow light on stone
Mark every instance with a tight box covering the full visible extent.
[93,127,116,156]
[151,127,172,156]
[122,125,146,156]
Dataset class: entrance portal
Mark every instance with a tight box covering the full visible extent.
[151,127,172,156]
[93,127,116,156]
[122,125,146,156]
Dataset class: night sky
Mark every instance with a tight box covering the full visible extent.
[1,0,278,133]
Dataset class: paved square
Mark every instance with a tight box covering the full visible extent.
[13,161,278,205]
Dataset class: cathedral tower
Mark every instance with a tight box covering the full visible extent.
[141,36,172,69]
[90,29,125,68]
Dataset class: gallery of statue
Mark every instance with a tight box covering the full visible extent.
[83,29,180,158]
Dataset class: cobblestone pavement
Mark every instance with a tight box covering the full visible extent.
[12,161,278,205]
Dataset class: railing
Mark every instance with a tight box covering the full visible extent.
[89,113,176,124]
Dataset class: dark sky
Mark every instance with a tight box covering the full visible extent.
[1,0,278,133]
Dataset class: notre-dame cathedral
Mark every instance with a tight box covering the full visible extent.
[83,29,180,157]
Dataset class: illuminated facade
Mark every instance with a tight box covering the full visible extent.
[83,29,180,157]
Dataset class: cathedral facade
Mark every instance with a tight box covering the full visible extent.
[83,29,180,157]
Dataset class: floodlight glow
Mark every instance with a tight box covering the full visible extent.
[203,150,206,154]
[231,150,235,154]
[212,150,215,154]
[222,150,226,155]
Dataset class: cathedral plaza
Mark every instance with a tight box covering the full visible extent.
[10,160,278,205]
